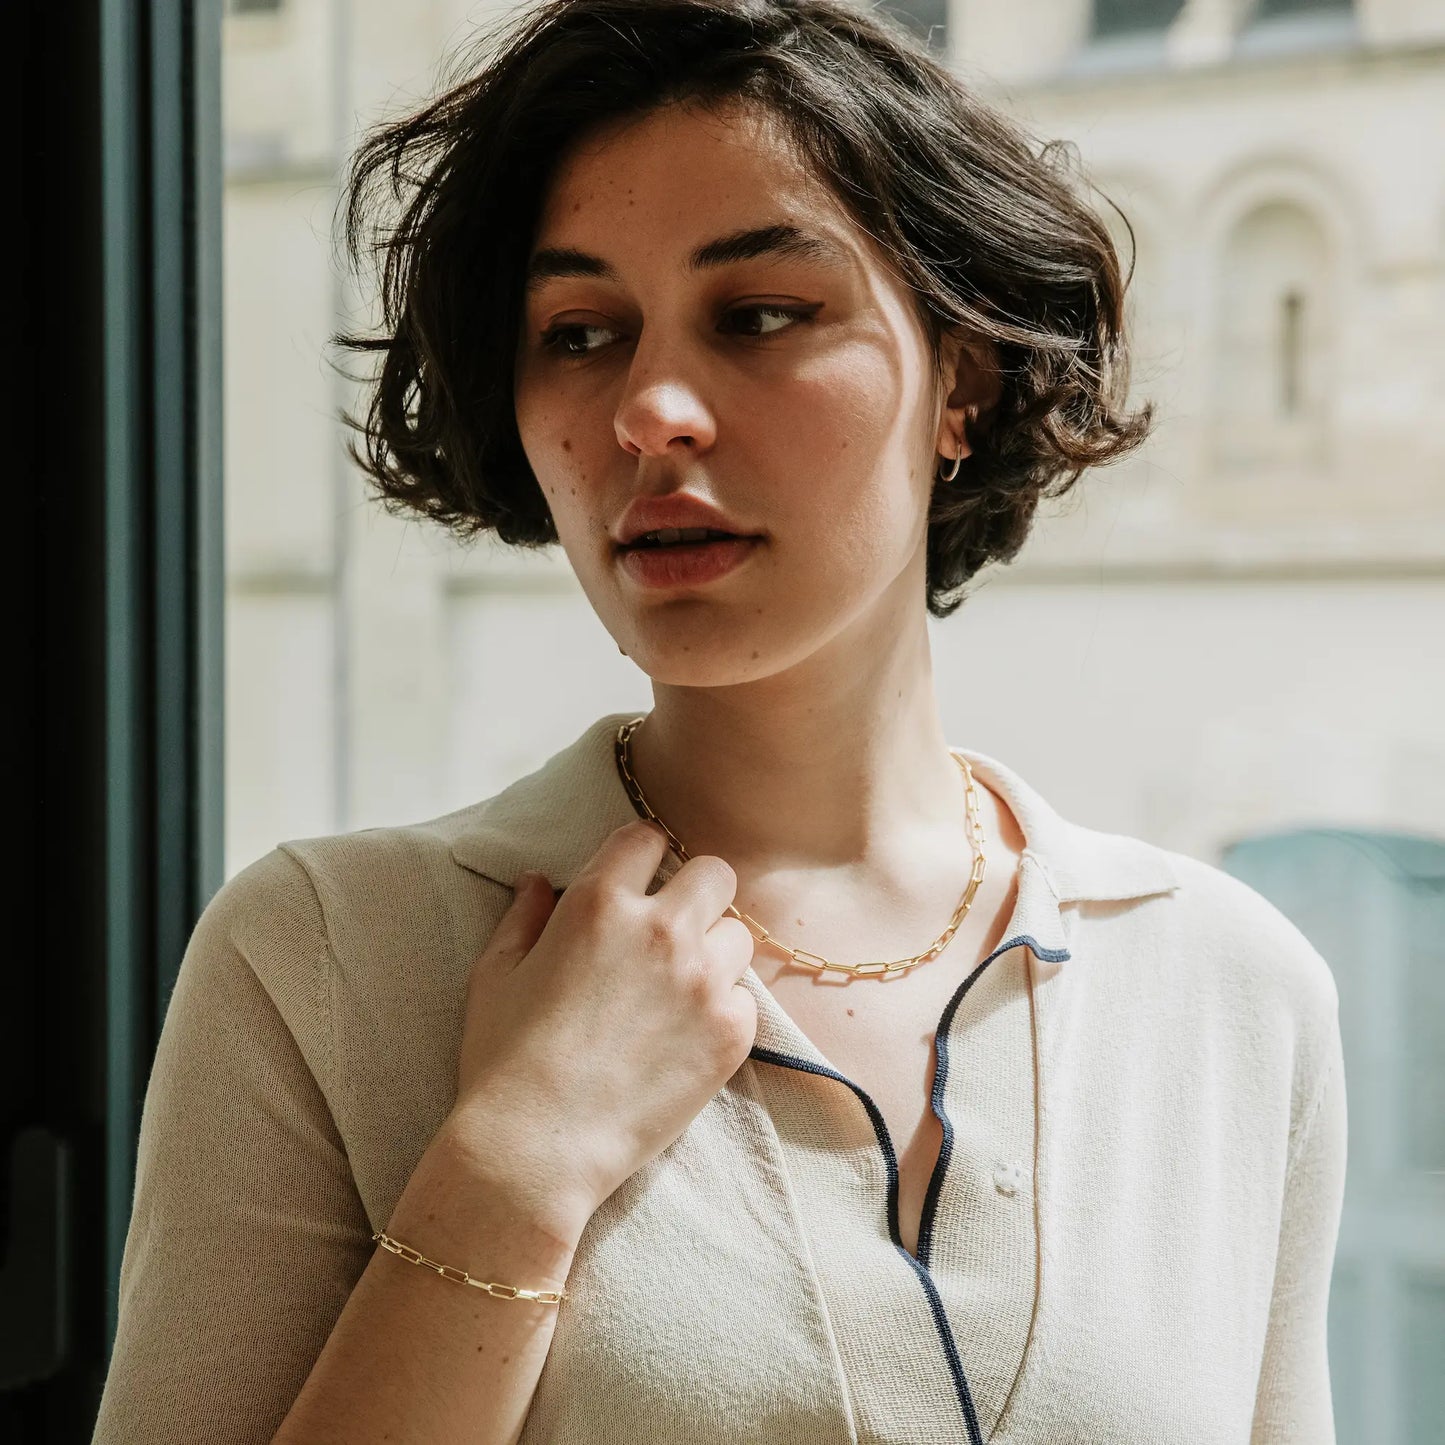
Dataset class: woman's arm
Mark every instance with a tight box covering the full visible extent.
[87,843,592,1445]
[94,818,753,1443]
[89,846,593,1445]
[271,822,758,1442]
[1249,1018,1348,1444]
[91,849,379,1442]
[271,1116,589,1445]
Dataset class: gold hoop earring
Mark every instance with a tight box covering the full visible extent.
[936,406,980,484]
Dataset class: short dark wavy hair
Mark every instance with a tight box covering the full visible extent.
[337,0,1152,618]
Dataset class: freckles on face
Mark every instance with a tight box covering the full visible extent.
[511,100,943,675]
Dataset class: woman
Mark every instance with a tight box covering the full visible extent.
[92,2,1346,1442]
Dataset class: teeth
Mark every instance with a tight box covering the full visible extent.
[635,527,736,547]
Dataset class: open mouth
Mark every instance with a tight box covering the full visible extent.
[620,527,754,550]
[616,530,763,588]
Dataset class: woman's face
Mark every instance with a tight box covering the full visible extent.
[513,99,970,687]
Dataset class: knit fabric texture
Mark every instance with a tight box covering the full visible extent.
[92,711,1346,1443]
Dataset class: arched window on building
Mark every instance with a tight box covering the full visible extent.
[1222,827,1445,1445]
[1240,0,1358,57]
[1212,199,1335,477]
[1255,0,1353,19]
[1092,0,1187,39]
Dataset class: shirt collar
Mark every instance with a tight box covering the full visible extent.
[447,712,1181,937]
[956,744,1182,906]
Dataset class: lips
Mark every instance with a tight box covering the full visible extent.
[621,527,743,550]
[614,495,759,548]
[617,534,761,589]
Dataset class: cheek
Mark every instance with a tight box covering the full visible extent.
[537,460,590,534]
[516,394,595,519]
[769,386,917,540]
[771,335,910,467]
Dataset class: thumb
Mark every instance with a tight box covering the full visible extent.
[486,870,556,968]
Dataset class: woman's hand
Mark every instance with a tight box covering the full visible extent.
[444,819,759,1235]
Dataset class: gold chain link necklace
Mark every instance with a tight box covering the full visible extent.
[613,715,987,981]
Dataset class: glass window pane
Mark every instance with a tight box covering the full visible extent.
[1404,1273,1445,1442]
[1092,0,1187,38]
[1402,845,1445,1173]
[1257,0,1352,17]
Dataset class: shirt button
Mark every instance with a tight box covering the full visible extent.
[993,1162,1025,1196]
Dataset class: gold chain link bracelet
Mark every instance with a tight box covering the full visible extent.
[372,1230,569,1305]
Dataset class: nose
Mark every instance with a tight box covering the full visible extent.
[613,340,718,459]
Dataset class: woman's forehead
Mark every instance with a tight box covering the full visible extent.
[530,102,881,282]
[553,95,800,176]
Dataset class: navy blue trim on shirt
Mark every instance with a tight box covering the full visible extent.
[749,933,1071,1445]
[917,933,1071,1269]
[750,1045,987,1444]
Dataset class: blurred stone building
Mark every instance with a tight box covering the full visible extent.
[222,0,1444,869]
[222,1,1443,1437]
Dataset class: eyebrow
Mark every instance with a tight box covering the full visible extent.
[523,223,852,292]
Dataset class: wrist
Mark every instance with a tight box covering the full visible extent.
[425,1108,598,1251]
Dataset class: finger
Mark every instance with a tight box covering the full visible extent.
[703,913,757,1000]
[721,979,759,1055]
[480,870,557,974]
[705,909,754,960]
[574,817,674,895]
[657,851,741,940]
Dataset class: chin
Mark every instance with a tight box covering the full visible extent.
[625,648,764,689]
[610,622,780,687]
[609,587,847,687]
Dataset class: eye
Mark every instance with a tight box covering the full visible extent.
[538,321,619,357]
[537,302,820,358]
[720,303,820,338]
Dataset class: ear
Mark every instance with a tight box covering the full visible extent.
[935,330,1003,465]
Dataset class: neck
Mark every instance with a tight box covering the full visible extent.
[623,615,970,883]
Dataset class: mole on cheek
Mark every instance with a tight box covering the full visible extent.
[562,438,572,452]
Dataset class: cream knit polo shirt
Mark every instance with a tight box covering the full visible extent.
[92,711,1346,1444]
